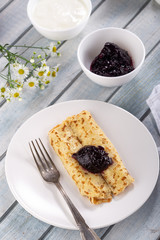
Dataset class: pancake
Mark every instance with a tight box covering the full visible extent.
[66,110,134,195]
[48,110,134,204]
[48,121,112,204]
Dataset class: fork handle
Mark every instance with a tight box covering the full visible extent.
[55,182,101,240]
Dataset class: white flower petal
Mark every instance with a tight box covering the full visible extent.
[26,76,38,88]
[12,64,29,80]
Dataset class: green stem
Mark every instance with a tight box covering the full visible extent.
[8,63,11,81]
[10,51,30,63]
[0,45,30,63]
[10,45,49,50]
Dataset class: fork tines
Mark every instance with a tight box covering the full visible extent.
[29,138,56,173]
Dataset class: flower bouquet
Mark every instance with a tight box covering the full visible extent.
[0,42,61,102]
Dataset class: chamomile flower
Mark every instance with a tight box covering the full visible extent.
[54,64,60,72]
[51,64,60,78]
[9,88,22,100]
[0,85,7,99]
[38,75,50,85]
[0,82,10,98]
[49,42,58,57]
[0,42,61,102]
[40,61,52,78]
[41,59,47,67]
[26,76,38,88]
[34,66,49,78]
[14,79,23,90]
[12,63,29,80]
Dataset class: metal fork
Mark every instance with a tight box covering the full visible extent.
[29,138,101,240]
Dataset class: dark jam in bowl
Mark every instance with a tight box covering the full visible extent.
[72,145,113,173]
[90,42,134,77]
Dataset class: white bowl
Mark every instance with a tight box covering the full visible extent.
[27,0,92,41]
[77,27,145,87]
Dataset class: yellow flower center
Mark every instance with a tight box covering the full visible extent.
[28,82,35,87]
[38,71,44,77]
[45,80,50,84]
[18,69,24,75]
[1,87,5,93]
[13,92,20,98]
[52,46,57,52]
[47,71,51,76]
[43,63,46,66]
[52,71,56,77]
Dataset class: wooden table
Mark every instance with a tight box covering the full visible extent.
[1,0,160,239]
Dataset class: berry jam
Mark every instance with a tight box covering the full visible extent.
[72,145,113,173]
[90,42,134,77]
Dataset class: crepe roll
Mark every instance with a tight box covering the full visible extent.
[48,121,112,204]
[65,110,134,196]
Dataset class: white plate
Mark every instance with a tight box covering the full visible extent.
[5,100,159,229]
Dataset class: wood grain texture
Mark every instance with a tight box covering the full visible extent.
[0,0,106,219]
[0,0,31,45]
[1,113,156,240]
[0,159,15,216]
[55,0,160,118]
[1,0,160,239]
[43,226,107,240]
[0,0,148,156]
[126,0,160,54]
[0,204,50,240]
[0,0,103,155]
[109,43,160,118]
[0,0,13,12]
[102,113,160,240]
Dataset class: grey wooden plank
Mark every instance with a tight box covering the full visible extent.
[0,0,105,219]
[55,72,117,104]
[55,46,160,107]
[0,28,43,84]
[0,0,99,47]
[101,113,160,240]
[43,226,107,240]
[127,0,160,54]
[0,0,148,157]
[54,0,160,116]
[0,0,31,45]
[1,0,158,239]
[0,159,15,216]
[109,43,160,118]
[103,182,160,240]
[0,0,106,219]
[0,204,50,240]
[0,0,13,12]
[1,113,160,240]
[0,0,100,76]
[44,113,160,240]
[0,0,101,152]
[0,159,109,239]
